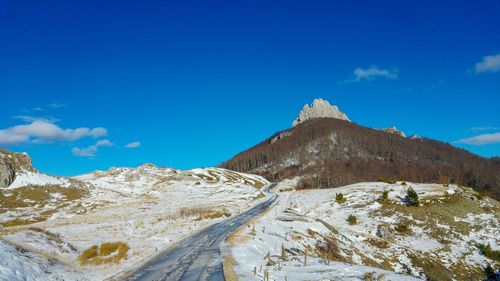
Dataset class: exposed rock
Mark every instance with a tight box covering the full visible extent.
[0,150,35,188]
[292,98,350,127]
[382,126,406,137]
[270,131,293,143]
[0,159,15,187]
[376,225,392,240]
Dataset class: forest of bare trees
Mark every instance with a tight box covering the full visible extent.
[221,118,500,200]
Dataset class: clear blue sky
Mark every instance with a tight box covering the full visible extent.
[1,0,499,176]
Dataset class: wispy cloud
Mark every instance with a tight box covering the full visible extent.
[0,120,107,146]
[12,115,60,123]
[468,126,499,132]
[342,66,398,84]
[19,102,68,113]
[72,139,114,158]
[50,102,68,108]
[456,132,500,145]
[474,53,500,74]
[125,141,141,148]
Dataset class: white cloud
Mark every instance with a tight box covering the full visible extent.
[456,132,500,145]
[90,127,108,138]
[342,66,398,83]
[0,120,108,145]
[125,141,141,148]
[474,54,500,73]
[96,139,114,147]
[72,139,114,158]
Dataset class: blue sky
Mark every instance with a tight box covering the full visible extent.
[1,0,499,176]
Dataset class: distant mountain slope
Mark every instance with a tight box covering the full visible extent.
[221,117,500,199]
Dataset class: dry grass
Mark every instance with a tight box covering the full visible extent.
[178,206,214,217]
[0,184,88,227]
[365,237,389,249]
[223,255,239,281]
[194,210,231,221]
[78,242,129,266]
[371,191,498,281]
[28,227,77,252]
[376,192,498,239]
[315,236,344,262]
[177,206,231,221]
[253,192,266,200]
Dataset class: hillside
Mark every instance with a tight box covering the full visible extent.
[0,150,268,280]
[222,117,500,200]
[226,180,499,281]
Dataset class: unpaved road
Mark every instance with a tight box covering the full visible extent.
[124,183,277,281]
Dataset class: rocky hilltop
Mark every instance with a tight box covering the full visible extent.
[382,126,407,137]
[292,98,350,127]
[0,150,35,188]
[222,99,500,200]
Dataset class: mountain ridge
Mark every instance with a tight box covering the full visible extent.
[222,116,500,200]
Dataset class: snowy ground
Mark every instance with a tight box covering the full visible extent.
[0,165,268,280]
[226,180,499,281]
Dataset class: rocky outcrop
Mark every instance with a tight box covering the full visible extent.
[0,150,35,188]
[382,126,406,138]
[292,98,350,127]
[0,159,15,187]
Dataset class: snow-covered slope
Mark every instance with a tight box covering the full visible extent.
[226,181,499,281]
[0,160,269,280]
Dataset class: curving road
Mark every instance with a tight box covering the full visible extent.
[124,183,277,281]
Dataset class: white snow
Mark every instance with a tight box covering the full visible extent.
[226,181,500,280]
[8,171,70,189]
[0,165,269,280]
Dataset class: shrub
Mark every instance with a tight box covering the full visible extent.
[79,245,98,262]
[394,223,408,233]
[347,215,357,225]
[78,242,129,265]
[316,236,343,262]
[478,244,500,262]
[194,210,231,221]
[379,176,396,184]
[401,181,407,186]
[484,264,497,280]
[335,193,346,204]
[296,177,314,190]
[381,190,389,201]
[405,187,419,206]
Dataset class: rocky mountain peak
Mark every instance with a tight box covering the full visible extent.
[292,98,350,127]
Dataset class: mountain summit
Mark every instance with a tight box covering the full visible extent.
[223,106,500,200]
[292,98,350,127]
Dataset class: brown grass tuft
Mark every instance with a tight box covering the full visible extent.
[223,256,239,281]
[78,242,129,265]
